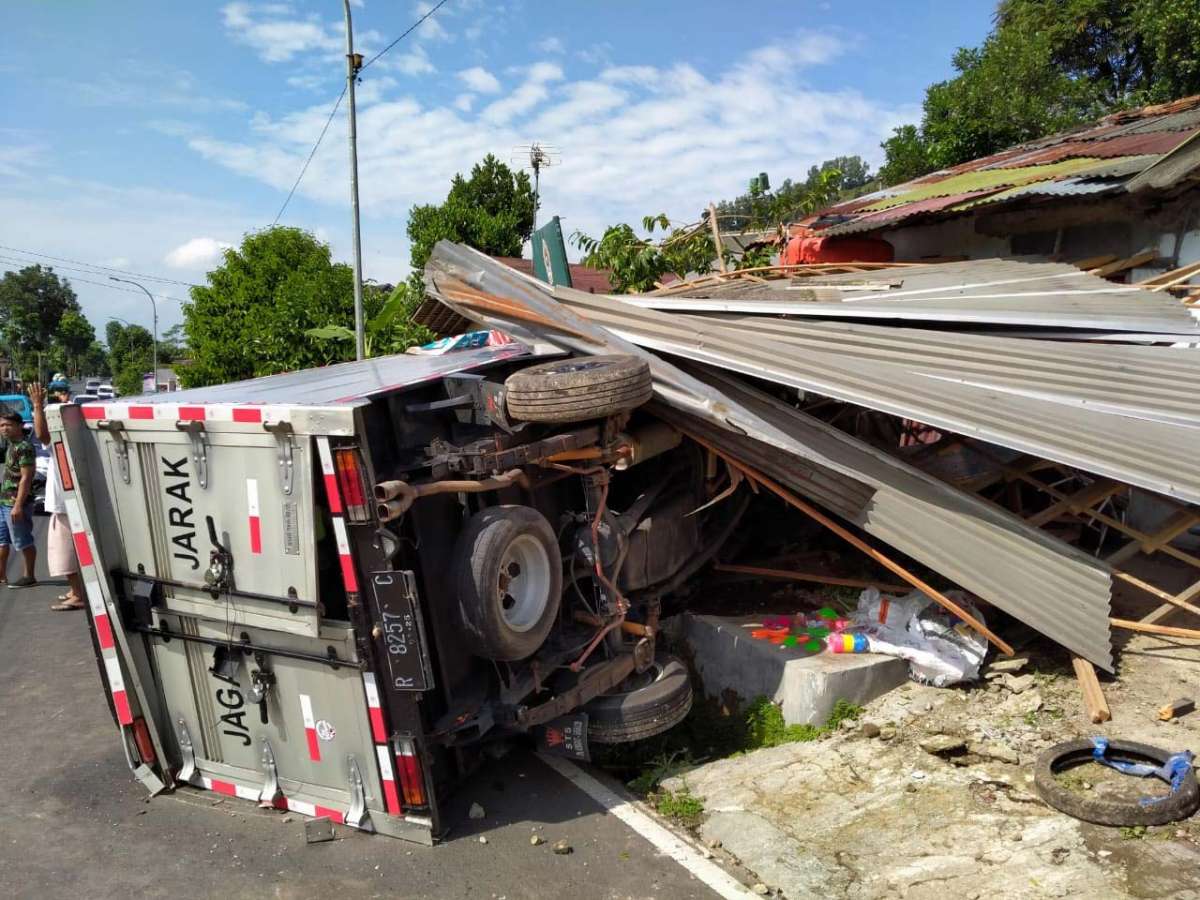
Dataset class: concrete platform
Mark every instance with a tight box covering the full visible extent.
[674,613,910,725]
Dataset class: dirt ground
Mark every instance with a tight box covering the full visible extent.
[663,626,1200,899]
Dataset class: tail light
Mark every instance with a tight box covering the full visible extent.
[395,738,427,809]
[334,447,371,523]
[53,441,74,491]
[132,717,157,766]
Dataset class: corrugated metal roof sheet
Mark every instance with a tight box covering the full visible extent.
[131,343,532,406]
[857,158,1109,213]
[623,259,1200,334]
[810,94,1200,235]
[422,242,1117,669]
[557,289,1200,505]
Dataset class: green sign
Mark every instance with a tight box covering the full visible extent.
[530,215,572,288]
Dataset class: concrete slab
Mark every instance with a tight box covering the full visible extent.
[675,613,910,725]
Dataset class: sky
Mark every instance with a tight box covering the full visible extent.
[0,1,997,338]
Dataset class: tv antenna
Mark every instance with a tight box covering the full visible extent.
[512,142,560,231]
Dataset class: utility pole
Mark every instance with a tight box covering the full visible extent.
[108,277,158,393]
[343,0,366,361]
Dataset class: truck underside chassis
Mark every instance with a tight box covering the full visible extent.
[374,354,747,751]
[56,350,744,842]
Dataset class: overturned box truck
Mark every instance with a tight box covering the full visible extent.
[52,341,744,843]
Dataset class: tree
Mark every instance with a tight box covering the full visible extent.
[880,0,1200,184]
[0,264,81,378]
[179,227,391,388]
[55,310,95,376]
[573,214,724,294]
[406,154,537,276]
[106,323,153,395]
[714,161,866,231]
[157,323,187,365]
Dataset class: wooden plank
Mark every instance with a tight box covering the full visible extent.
[682,428,1016,656]
[1072,656,1111,724]
[1106,506,1200,566]
[1072,253,1118,271]
[1111,617,1200,640]
[1137,259,1200,291]
[1141,578,1200,627]
[1114,572,1200,619]
[712,563,909,593]
[1090,248,1156,277]
[1025,479,1123,528]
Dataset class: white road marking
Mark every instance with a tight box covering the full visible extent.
[537,753,754,898]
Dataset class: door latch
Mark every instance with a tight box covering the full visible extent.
[263,421,296,495]
[175,420,209,490]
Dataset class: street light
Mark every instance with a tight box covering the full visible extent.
[108,276,158,393]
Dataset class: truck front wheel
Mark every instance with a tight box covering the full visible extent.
[584,653,693,744]
[453,505,562,661]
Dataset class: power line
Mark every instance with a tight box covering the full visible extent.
[361,0,450,70]
[0,264,188,304]
[272,84,347,225]
[0,252,199,292]
[0,243,201,287]
[269,1,449,225]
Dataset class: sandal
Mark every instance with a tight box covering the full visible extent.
[50,598,85,611]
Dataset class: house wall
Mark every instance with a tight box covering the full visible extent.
[876,188,1200,291]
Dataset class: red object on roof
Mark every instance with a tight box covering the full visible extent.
[782,234,894,266]
[494,256,613,293]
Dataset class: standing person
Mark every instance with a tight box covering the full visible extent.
[31,384,83,609]
[0,409,36,587]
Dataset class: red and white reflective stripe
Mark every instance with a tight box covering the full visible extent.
[64,498,96,569]
[362,672,400,815]
[279,797,346,824]
[246,479,262,555]
[331,517,358,593]
[193,778,348,823]
[85,573,114,650]
[199,776,260,802]
[82,403,272,425]
[316,437,343,515]
[104,655,133,725]
[362,673,387,743]
[375,746,402,815]
[299,694,321,761]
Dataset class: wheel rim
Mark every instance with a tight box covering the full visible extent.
[496,533,552,632]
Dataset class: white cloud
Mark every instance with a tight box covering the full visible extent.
[413,1,451,42]
[176,30,910,286]
[458,66,501,93]
[164,237,233,270]
[537,37,565,54]
[481,62,564,124]
[390,45,436,76]
[221,2,344,63]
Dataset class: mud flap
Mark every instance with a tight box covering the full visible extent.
[536,714,591,761]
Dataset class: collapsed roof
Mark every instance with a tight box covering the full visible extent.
[421,242,1128,670]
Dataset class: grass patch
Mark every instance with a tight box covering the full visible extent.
[597,693,865,795]
[1120,825,1147,840]
[653,788,705,826]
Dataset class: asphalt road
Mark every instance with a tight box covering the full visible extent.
[0,517,724,900]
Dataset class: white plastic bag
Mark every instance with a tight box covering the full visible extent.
[851,587,988,686]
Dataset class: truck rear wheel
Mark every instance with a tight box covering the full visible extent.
[584,653,693,744]
[505,355,653,424]
[453,505,562,661]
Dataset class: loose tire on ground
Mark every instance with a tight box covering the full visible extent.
[505,355,653,424]
[1034,738,1200,827]
[452,505,562,661]
[584,653,693,744]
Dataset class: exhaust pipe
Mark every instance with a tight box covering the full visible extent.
[375,469,530,522]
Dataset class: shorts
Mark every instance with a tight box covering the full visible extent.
[48,512,78,576]
[0,503,34,551]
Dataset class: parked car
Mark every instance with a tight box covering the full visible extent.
[0,394,33,425]
[84,378,102,394]
[96,384,116,399]
[72,393,99,404]
[53,344,738,844]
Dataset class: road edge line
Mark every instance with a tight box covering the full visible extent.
[536,753,753,898]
